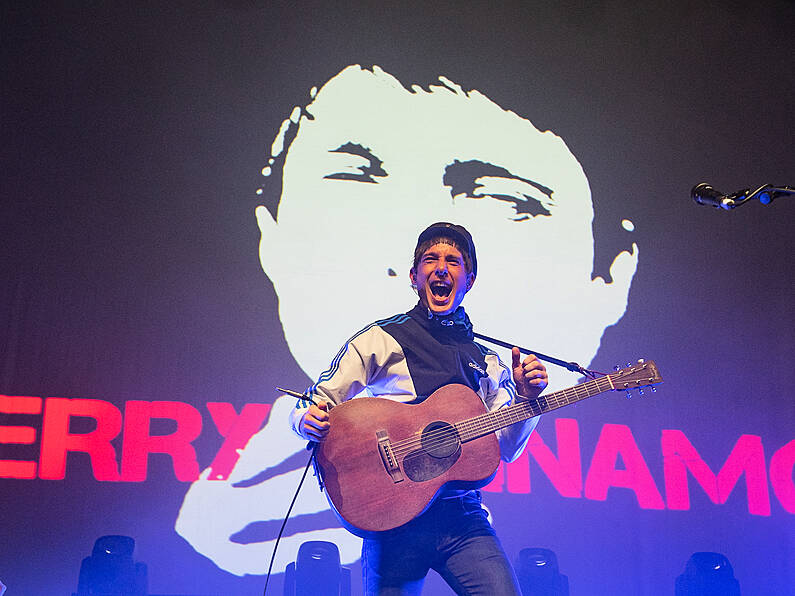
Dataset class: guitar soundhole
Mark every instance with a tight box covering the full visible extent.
[422,421,460,458]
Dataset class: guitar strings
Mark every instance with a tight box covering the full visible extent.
[389,401,537,459]
[388,376,614,459]
[389,386,606,459]
[392,367,654,458]
[389,397,542,455]
[387,367,655,460]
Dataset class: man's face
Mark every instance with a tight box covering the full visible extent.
[411,241,474,315]
[256,65,637,388]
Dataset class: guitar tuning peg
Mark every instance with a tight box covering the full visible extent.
[650,386,657,393]
[637,358,645,364]
[625,362,632,368]
[613,364,621,371]
[638,388,644,396]
[625,391,632,399]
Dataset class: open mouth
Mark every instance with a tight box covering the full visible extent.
[430,281,452,299]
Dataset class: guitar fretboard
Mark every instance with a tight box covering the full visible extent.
[455,375,615,443]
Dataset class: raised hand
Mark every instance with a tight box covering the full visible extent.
[511,347,548,400]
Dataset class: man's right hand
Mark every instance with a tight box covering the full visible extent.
[301,401,331,441]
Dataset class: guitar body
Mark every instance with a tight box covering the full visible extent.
[314,360,663,537]
[315,384,500,537]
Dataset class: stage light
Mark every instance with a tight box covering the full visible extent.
[514,548,569,596]
[74,535,148,596]
[675,552,741,596]
[283,540,351,596]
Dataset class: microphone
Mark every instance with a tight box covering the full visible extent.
[691,183,738,210]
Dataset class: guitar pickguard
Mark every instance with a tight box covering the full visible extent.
[402,420,462,482]
[402,446,461,482]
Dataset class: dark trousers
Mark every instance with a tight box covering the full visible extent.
[361,492,521,596]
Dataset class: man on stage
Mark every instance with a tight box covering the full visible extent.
[176,65,638,577]
[293,222,548,595]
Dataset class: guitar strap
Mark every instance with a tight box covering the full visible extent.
[471,331,598,377]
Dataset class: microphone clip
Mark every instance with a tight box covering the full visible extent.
[692,183,794,211]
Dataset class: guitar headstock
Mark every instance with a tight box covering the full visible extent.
[609,360,663,394]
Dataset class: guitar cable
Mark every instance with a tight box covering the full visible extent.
[262,387,326,596]
[261,443,316,596]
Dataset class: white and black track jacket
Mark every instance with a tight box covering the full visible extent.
[290,303,538,464]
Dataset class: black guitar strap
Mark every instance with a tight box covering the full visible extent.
[472,331,598,377]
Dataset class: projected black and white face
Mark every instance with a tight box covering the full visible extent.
[177,64,638,576]
[256,65,637,389]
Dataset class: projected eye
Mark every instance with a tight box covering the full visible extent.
[443,159,554,221]
[324,142,387,183]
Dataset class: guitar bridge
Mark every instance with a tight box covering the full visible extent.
[376,430,404,483]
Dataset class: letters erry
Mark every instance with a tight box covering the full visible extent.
[1,395,793,517]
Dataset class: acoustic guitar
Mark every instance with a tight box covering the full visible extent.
[314,360,662,537]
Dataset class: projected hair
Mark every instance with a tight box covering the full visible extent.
[253,64,474,220]
[252,63,624,282]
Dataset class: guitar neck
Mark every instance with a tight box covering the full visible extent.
[455,374,615,442]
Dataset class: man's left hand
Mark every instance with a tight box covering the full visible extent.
[511,347,548,399]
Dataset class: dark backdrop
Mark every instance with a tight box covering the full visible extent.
[2,2,793,594]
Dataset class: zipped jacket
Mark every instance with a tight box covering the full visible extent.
[290,302,538,464]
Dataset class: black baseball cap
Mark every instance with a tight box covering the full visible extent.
[414,222,477,277]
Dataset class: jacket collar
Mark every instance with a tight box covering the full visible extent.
[409,302,474,340]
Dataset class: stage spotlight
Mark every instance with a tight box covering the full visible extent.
[283,540,351,596]
[74,535,148,596]
[515,547,569,596]
[675,552,741,596]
